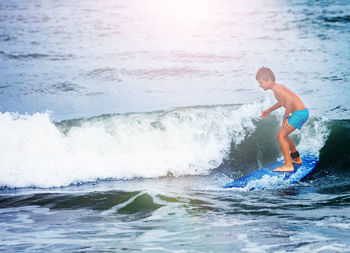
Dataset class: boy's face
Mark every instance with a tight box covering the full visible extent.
[258,78,272,91]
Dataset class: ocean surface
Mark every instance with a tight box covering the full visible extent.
[0,0,349,252]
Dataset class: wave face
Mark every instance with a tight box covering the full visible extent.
[316,120,350,177]
[0,104,331,188]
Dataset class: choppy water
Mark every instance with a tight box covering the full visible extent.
[0,0,349,252]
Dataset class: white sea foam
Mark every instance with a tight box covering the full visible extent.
[0,104,261,188]
[296,116,330,155]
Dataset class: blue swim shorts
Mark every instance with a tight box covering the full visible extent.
[288,109,309,130]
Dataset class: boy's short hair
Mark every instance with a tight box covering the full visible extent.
[256,67,275,82]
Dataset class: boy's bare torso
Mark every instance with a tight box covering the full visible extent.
[272,83,306,112]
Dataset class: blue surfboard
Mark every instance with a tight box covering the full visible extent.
[223,154,318,190]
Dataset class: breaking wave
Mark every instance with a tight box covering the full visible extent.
[0,103,331,188]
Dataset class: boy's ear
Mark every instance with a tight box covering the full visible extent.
[267,78,274,83]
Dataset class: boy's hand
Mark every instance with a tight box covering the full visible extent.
[261,110,270,119]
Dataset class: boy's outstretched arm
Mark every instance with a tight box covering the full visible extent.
[261,102,282,118]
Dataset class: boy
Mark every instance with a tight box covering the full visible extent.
[256,67,309,172]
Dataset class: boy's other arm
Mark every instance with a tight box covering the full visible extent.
[261,102,282,118]
[281,99,295,130]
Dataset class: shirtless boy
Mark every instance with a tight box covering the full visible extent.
[256,67,309,172]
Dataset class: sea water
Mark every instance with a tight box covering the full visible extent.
[0,0,350,252]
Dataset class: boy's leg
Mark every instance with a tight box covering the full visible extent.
[274,122,297,172]
[286,137,297,153]
[286,137,302,164]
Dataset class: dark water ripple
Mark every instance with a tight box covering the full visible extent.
[0,51,74,61]
[0,191,140,211]
[46,82,84,94]
[87,68,122,82]
[323,15,350,23]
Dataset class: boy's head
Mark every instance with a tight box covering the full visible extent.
[256,67,275,82]
[256,67,275,90]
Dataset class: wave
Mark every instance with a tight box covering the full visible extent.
[0,104,335,188]
[315,119,350,176]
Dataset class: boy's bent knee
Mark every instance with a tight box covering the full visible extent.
[276,131,286,140]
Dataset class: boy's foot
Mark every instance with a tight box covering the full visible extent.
[274,165,294,172]
[283,157,303,165]
[292,157,302,165]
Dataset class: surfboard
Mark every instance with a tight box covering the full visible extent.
[223,154,318,190]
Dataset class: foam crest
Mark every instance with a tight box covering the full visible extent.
[0,104,261,188]
[297,116,330,155]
